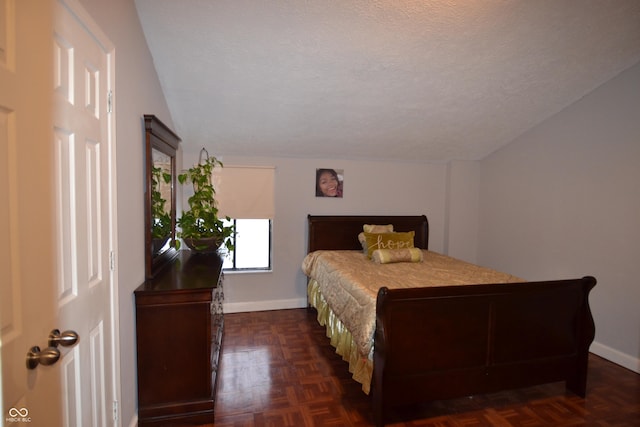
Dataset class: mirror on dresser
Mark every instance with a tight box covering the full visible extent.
[143,114,180,279]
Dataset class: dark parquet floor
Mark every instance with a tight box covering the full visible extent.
[203,308,639,427]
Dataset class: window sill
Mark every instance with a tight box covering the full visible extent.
[223,268,272,275]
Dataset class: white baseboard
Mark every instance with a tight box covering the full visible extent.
[590,341,640,373]
[223,298,308,314]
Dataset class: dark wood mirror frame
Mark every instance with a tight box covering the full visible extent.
[144,114,180,279]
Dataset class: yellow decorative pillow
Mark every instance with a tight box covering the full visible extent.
[363,231,415,258]
[359,225,395,252]
[363,224,394,233]
[372,248,424,264]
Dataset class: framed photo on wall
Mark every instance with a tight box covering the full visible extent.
[315,168,344,198]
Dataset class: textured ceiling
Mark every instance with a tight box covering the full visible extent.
[135,0,640,162]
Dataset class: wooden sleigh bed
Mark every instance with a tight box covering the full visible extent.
[303,214,596,426]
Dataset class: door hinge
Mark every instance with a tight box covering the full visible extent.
[109,251,115,271]
[113,400,119,422]
[107,90,113,113]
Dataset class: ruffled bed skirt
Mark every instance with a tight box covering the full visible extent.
[307,279,373,394]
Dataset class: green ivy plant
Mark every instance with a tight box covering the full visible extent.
[151,165,172,240]
[176,150,235,252]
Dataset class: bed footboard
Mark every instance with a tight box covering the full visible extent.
[371,276,596,426]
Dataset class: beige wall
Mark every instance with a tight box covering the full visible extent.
[181,150,454,311]
[445,160,481,263]
[77,0,174,425]
[479,61,640,372]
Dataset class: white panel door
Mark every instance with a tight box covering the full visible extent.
[1,0,118,426]
[53,0,116,426]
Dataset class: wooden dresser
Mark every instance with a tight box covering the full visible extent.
[134,250,224,425]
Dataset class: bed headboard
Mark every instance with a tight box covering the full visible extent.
[307,215,429,253]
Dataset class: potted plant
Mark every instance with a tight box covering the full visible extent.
[176,149,235,253]
[151,165,173,253]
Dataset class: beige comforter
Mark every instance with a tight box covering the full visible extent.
[302,250,522,358]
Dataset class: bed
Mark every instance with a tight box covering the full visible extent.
[302,214,596,426]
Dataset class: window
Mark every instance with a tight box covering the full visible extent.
[222,218,271,271]
[212,165,275,272]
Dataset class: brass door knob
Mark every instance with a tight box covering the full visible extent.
[48,329,79,348]
[26,346,60,370]
[25,329,79,369]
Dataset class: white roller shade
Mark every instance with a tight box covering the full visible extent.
[212,165,275,219]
